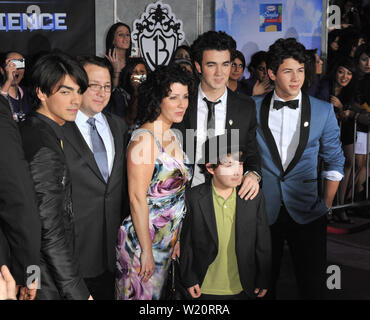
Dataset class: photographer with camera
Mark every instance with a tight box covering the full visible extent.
[117,58,149,131]
[0,52,31,122]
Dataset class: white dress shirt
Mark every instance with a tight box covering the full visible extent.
[192,85,228,187]
[269,91,342,181]
[75,110,115,175]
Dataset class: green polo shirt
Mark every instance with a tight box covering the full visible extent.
[200,182,243,295]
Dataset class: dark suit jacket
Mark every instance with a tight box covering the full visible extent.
[180,182,271,298]
[20,112,89,299]
[174,88,261,177]
[0,96,41,286]
[62,111,128,278]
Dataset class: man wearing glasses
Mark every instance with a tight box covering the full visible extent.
[62,56,128,300]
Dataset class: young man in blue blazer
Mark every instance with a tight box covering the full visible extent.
[253,38,345,299]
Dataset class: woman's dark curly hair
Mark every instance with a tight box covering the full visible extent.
[136,63,195,125]
[105,22,132,61]
[266,38,306,75]
[191,31,236,66]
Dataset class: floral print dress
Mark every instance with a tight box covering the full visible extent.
[116,129,192,300]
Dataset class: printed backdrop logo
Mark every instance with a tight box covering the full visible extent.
[132,1,185,71]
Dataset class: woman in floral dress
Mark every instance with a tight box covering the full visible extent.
[116,64,193,300]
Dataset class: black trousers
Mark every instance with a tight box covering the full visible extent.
[84,270,115,300]
[266,205,327,300]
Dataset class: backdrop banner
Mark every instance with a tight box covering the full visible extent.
[0,0,95,57]
[215,0,323,78]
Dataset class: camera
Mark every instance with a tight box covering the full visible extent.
[10,59,25,69]
[133,74,147,83]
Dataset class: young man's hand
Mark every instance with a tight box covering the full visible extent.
[238,172,260,200]
[188,284,201,299]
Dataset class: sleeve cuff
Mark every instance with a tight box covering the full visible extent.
[321,170,343,181]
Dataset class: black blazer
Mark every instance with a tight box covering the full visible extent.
[180,183,271,298]
[62,112,128,278]
[20,113,89,300]
[174,88,261,176]
[0,96,41,286]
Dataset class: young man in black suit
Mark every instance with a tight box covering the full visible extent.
[0,94,40,300]
[20,52,91,300]
[62,56,128,300]
[175,31,261,200]
[180,133,271,300]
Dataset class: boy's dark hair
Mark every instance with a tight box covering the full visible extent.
[354,43,370,64]
[198,132,246,181]
[29,51,88,110]
[135,63,195,125]
[191,31,236,66]
[266,38,306,75]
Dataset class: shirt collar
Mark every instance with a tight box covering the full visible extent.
[273,90,302,103]
[198,84,228,107]
[75,110,105,126]
[35,111,64,140]
[211,180,236,204]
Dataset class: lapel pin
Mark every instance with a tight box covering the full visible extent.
[229,119,233,126]
[304,121,309,127]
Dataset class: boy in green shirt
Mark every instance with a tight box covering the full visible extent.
[180,132,271,300]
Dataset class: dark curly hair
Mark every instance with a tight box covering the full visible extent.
[266,38,306,75]
[191,31,236,66]
[136,63,195,125]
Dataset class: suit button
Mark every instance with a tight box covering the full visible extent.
[280,177,285,182]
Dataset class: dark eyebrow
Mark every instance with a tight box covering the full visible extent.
[56,85,74,92]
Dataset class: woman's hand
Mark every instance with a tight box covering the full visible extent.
[252,78,273,96]
[139,249,155,283]
[330,96,343,109]
[105,48,122,73]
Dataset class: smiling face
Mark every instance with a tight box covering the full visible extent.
[113,25,131,50]
[80,64,111,117]
[336,66,353,88]
[5,52,25,85]
[268,58,305,100]
[359,53,370,75]
[195,49,231,97]
[156,82,189,125]
[230,57,244,81]
[37,75,82,125]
